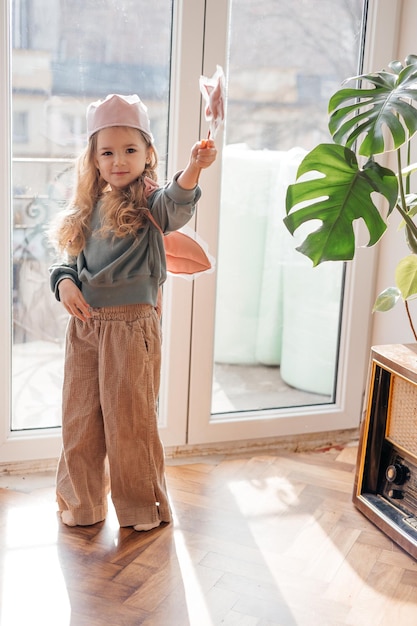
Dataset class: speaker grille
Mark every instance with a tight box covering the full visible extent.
[387,375,417,458]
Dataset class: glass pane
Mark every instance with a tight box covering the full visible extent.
[11,0,173,430]
[212,0,366,416]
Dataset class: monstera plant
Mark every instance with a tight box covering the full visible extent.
[284,54,417,339]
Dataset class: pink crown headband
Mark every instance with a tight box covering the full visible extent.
[86,94,154,143]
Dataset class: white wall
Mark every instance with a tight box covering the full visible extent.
[369,0,417,345]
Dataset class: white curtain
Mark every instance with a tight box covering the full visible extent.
[214,144,344,395]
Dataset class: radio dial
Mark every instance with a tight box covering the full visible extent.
[388,488,404,500]
[385,463,410,485]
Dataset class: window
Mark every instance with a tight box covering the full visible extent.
[186,0,379,444]
[9,0,173,438]
[0,0,401,461]
[213,0,366,416]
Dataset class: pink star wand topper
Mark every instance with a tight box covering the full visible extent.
[199,65,226,144]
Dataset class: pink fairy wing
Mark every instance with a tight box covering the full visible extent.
[199,65,226,139]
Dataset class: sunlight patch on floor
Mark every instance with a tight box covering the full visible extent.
[0,502,71,626]
[172,506,214,626]
[227,473,300,517]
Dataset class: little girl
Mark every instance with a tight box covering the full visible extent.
[49,93,217,531]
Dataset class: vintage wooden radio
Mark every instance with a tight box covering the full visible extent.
[353,344,417,559]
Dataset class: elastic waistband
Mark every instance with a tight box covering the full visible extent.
[89,303,154,321]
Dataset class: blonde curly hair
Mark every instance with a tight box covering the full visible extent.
[49,129,158,256]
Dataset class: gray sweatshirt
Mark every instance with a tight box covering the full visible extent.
[49,172,202,307]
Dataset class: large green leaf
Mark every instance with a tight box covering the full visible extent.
[328,56,417,156]
[284,144,398,266]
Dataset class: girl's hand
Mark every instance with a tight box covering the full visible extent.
[192,139,217,169]
[58,278,92,322]
[178,139,217,189]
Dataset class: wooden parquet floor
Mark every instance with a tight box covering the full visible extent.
[0,444,417,626]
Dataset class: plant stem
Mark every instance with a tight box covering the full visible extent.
[405,299,417,341]
[396,202,417,231]
[397,148,408,213]
[396,147,417,241]
[406,132,411,195]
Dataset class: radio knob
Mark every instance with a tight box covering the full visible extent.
[385,463,410,485]
[388,488,404,499]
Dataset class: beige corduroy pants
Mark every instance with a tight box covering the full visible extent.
[56,303,172,527]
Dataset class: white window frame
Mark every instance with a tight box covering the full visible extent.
[183,0,404,445]
[0,0,405,463]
